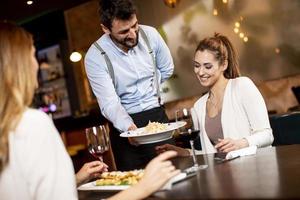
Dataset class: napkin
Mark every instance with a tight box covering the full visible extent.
[225,145,257,160]
[161,172,188,190]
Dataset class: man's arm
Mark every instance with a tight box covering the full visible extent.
[151,27,174,83]
[84,46,134,132]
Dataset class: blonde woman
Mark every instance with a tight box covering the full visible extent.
[0,21,179,200]
[156,33,274,155]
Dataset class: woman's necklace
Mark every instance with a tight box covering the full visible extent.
[207,79,228,114]
[207,91,224,112]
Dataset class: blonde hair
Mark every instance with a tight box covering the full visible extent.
[0,21,36,173]
[195,33,240,79]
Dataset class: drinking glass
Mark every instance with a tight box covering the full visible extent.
[85,125,110,162]
[175,108,208,173]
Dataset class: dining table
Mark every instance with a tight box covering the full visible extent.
[78,144,300,199]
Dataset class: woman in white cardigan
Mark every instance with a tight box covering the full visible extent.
[156,33,274,155]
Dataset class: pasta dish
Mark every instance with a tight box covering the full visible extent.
[143,121,167,134]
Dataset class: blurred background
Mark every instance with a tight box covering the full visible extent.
[1,0,299,117]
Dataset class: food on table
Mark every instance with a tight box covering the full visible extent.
[95,170,144,186]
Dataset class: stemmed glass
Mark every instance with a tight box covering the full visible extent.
[85,125,110,162]
[175,108,208,173]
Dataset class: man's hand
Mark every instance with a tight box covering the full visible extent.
[127,123,139,146]
[128,123,137,131]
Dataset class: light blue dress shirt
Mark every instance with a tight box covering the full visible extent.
[84,25,174,132]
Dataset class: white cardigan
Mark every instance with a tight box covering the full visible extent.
[193,77,274,154]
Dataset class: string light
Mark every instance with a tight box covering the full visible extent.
[234,28,239,33]
[232,17,248,43]
[27,1,33,5]
[164,0,180,8]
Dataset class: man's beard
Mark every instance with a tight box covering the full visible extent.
[111,32,139,49]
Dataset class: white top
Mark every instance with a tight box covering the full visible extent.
[193,77,274,154]
[0,108,77,200]
[84,25,174,131]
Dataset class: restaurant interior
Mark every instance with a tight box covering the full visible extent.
[1,0,300,199]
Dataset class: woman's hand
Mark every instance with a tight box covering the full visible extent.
[75,161,108,186]
[134,151,180,198]
[107,151,180,200]
[155,144,190,156]
[215,138,249,153]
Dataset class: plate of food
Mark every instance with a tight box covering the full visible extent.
[77,169,193,191]
[120,121,187,144]
[77,170,144,191]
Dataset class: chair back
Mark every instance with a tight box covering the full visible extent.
[270,112,300,146]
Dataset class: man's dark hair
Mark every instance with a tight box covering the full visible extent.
[99,0,137,30]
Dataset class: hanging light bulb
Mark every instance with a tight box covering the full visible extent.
[164,0,180,8]
[213,9,218,16]
[70,51,82,62]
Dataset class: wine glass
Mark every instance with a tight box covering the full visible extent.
[175,108,208,173]
[85,125,110,162]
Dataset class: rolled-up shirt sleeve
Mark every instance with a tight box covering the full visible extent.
[84,47,133,132]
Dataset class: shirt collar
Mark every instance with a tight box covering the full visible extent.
[103,33,139,56]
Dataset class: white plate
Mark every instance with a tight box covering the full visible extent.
[120,121,186,144]
[78,181,130,191]
[77,172,191,191]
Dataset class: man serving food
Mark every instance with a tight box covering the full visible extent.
[84,0,175,170]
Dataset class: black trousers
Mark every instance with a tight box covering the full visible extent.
[110,106,175,171]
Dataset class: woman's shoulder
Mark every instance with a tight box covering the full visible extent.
[194,93,209,108]
[22,108,52,123]
[231,76,256,89]
[16,108,56,137]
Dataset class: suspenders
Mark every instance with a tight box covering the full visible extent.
[93,27,162,105]
[93,42,116,87]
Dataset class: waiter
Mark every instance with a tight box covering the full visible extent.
[84,0,175,170]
